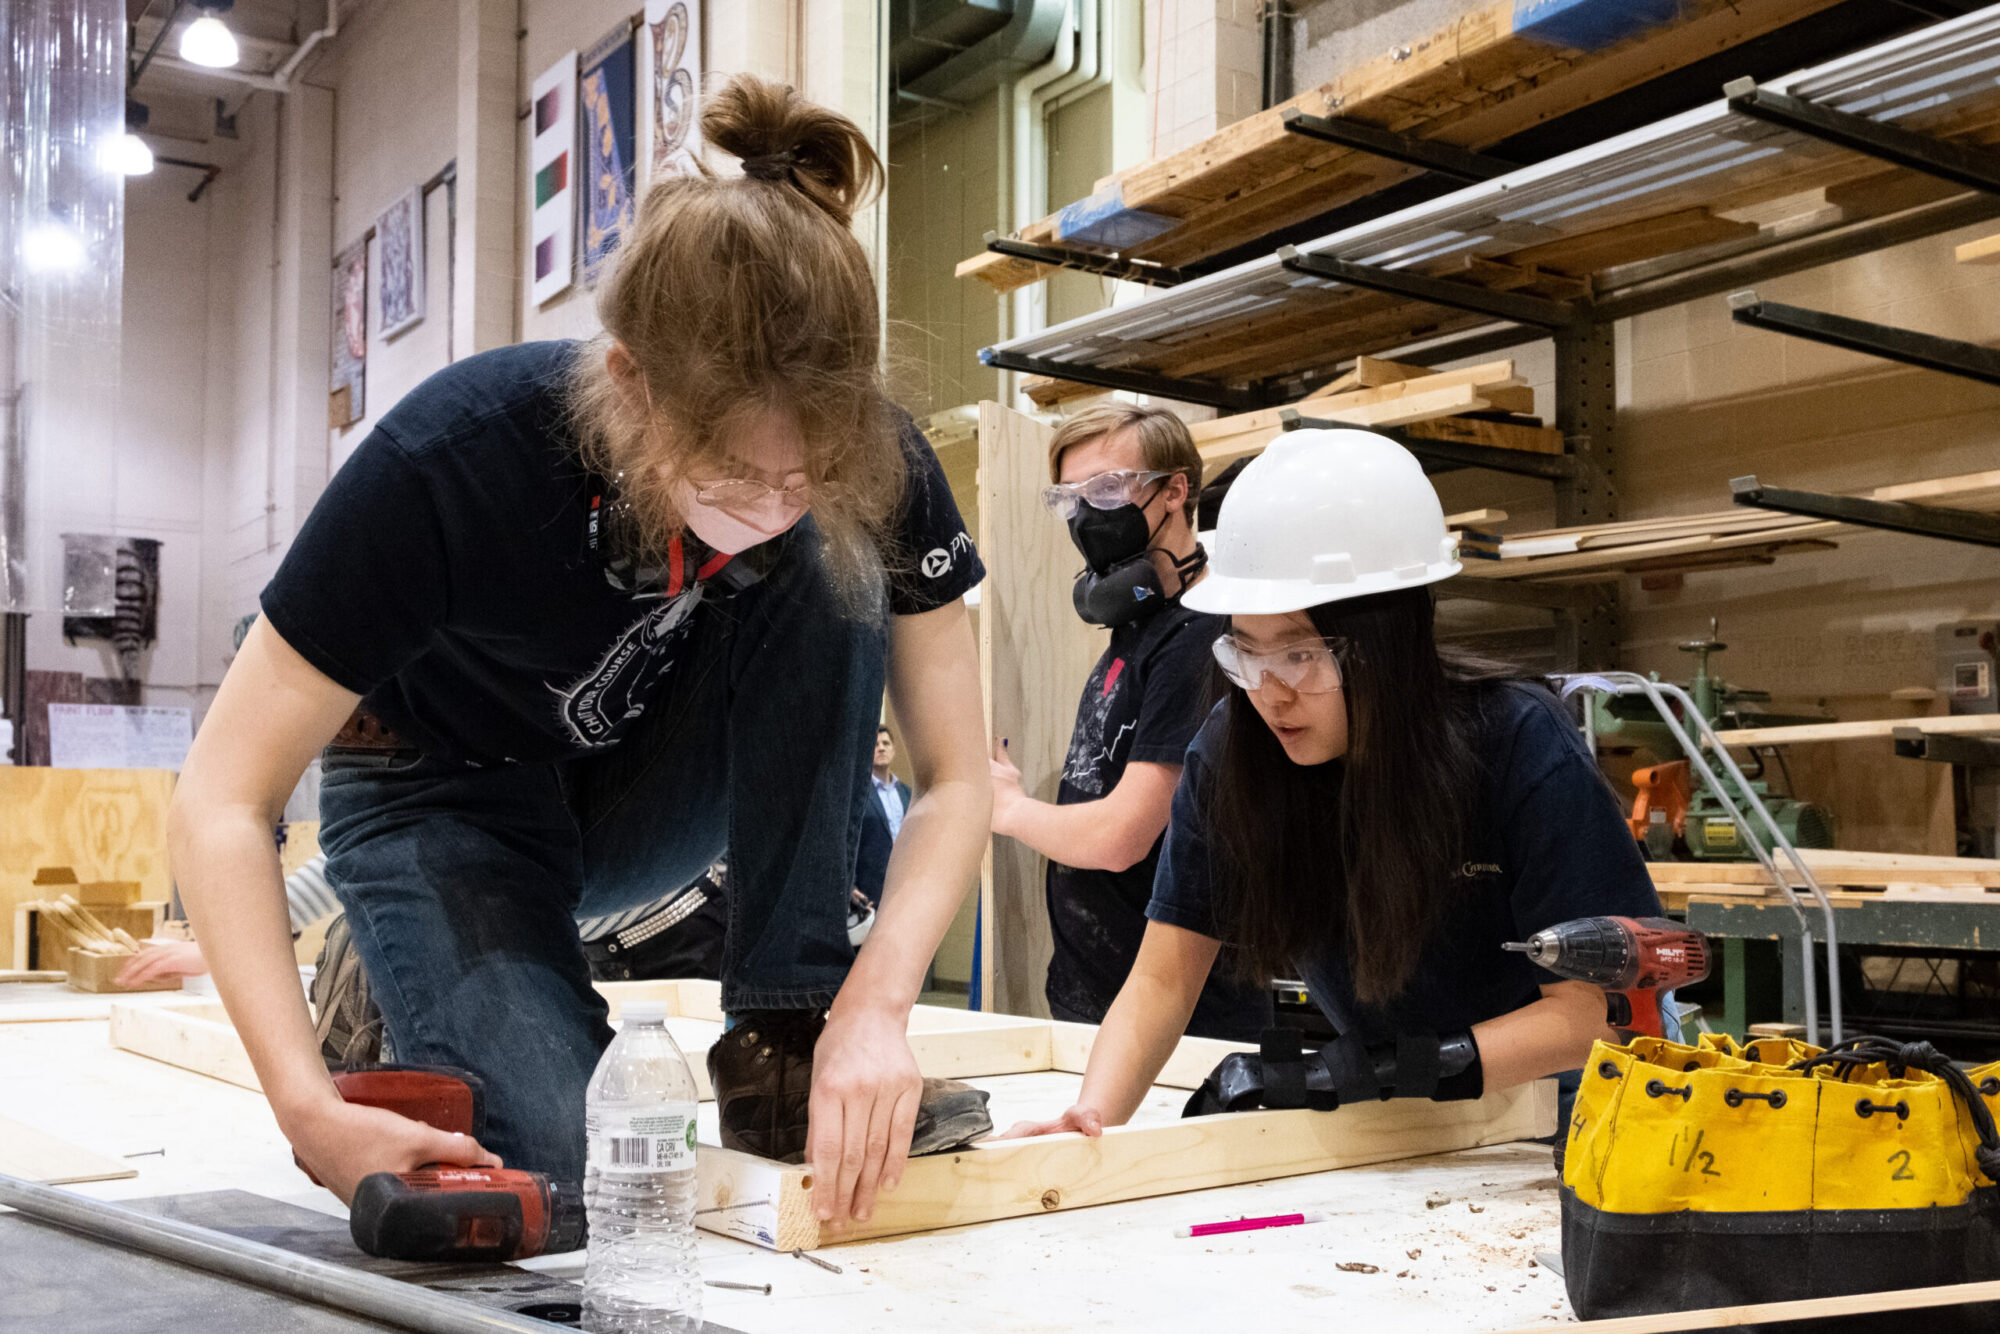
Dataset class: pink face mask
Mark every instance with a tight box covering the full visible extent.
[670,475,809,554]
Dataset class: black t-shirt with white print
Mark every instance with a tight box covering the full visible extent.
[260,341,983,766]
[1044,600,1273,1041]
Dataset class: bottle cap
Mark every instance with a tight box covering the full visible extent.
[620,1000,671,1025]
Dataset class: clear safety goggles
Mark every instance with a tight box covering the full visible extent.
[1039,469,1172,519]
[1212,635,1344,694]
[693,476,812,516]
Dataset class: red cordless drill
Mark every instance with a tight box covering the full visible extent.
[1503,916,1710,1039]
[312,1066,586,1262]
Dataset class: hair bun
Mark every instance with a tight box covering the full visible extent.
[704,75,883,227]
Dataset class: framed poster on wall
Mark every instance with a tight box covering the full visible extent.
[376,187,424,338]
[638,0,701,187]
[580,24,637,284]
[329,240,367,427]
[530,50,578,306]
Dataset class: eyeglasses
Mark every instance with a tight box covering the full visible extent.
[1040,469,1173,519]
[692,477,813,513]
[1212,635,1344,695]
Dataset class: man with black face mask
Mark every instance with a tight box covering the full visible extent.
[990,405,1272,1041]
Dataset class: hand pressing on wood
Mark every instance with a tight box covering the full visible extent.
[997,1104,1105,1140]
[808,1002,922,1227]
[114,941,208,988]
[287,1098,502,1205]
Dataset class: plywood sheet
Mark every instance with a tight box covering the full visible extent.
[977,402,1105,1017]
[0,1115,137,1184]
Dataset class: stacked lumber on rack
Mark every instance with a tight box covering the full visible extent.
[1649,850,2000,910]
[959,0,1846,293]
[1188,357,1557,472]
[1452,467,2000,584]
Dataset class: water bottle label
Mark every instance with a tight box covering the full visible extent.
[586,1103,699,1174]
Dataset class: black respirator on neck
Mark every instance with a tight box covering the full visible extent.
[1067,495,1205,629]
[588,487,777,598]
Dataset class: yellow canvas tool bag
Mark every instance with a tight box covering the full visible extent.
[1559,1034,2000,1328]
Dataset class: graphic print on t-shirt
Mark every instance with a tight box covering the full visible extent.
[549,589,701,747]
[1061,655,1131,796]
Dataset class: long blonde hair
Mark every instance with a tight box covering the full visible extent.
[570,75,903,609]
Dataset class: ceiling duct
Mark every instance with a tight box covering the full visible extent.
[894,0,1068,104]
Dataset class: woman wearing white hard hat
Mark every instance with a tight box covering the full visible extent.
[1002,428,1663,1138]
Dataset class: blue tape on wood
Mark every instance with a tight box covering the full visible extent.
[1054,183,1180,250]
[1512,0,1679,51]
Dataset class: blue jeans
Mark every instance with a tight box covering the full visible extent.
[318,534,888,1179]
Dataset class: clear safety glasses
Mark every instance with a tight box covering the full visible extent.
[693,477,812,514]
[1039,469,1172,519]
[1212,635,1344,694]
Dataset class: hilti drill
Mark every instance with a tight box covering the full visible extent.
[1503,916,1710,1039]
[310,1066,586,1262]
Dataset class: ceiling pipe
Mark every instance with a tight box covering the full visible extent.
[1008,0,1078,365]
[144,0,339,93]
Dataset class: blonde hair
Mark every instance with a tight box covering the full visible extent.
[1047,404,1203,523]
[570,75,903,610]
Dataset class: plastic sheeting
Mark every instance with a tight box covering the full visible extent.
[1,0,125,613]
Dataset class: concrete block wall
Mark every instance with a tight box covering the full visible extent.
[1146,0,1263,156]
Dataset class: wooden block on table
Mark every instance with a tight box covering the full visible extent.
[66,946,177,994]
[17,903,165,971]
[0,1116,137,1184]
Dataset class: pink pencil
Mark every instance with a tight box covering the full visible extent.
[1175,1210,1327,1238]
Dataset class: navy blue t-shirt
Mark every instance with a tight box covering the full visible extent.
[261,341,983,765]
[1045,600,1272,1041]
[1147,680,1661,1042]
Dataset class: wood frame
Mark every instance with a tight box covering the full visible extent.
[1489,1279,2000,1332]
[106,977,1556,1254]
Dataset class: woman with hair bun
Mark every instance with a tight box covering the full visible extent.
[171,77,991,1227]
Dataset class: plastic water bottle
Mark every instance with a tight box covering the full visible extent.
[583,1000,702,1333]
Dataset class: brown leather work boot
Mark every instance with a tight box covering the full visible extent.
[707,1010,994,1163]
[708,1010,824,1163]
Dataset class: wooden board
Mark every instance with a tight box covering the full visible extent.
[66,946,179,994]
[0,1115,137,1185]
[1713,713,2000,748]
[1489,1279,2000,1333]
[977,401,1104,1016]
[14,902,166,971]
[696,1077,1557,1252]
[0,767,175,966]
[1648,849,2000,889]
[1956,232,2000,264]
[109,1001,262,1091]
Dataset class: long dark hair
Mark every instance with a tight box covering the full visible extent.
[1206,587,1528,1005]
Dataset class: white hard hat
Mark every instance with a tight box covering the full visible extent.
[1183,428,1460,616]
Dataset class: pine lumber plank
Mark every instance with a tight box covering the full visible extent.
[1957,232,2000,265]
[1048,1021,1248,1090]
[110,1001,261,1091]
[1458,521,1846,579]
[1647,849,2000,888]
[1403,415,1563,455]
[978,402,1104,1015]
[1713,713,2000,748]
[0,1116,137,1185]
[65,947,178,994]
[696,1078,1557,1252]
[956,248,1051,294]
[1445,508,1508,529]
[1488,1279,2000,1333]
[1353,356,1432,388]
[1503,207,1758,277]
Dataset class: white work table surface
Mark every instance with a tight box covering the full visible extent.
[0,1017,1575,1332]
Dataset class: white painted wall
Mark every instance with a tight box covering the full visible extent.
[328,0,459,465]
[25,167,213,714]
